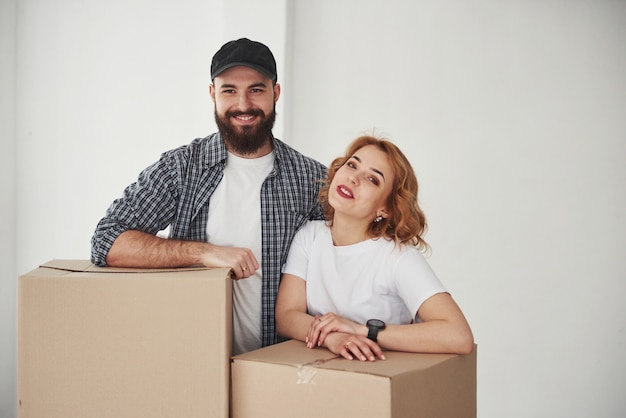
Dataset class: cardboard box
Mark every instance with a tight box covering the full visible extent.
[231,339,476,418]
[18,260,233,418]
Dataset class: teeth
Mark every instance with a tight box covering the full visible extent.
[237,115,253,121]
[339,186,353,197]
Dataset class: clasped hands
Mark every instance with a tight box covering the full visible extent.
[306,313,386,361]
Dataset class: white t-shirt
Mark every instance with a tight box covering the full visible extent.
[282,220,447,324]
[207,151,274,355]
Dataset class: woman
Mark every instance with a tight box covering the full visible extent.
[275,135,474,361]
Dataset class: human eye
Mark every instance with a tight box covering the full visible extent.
[249,83,268,94]
[368,176,380,186]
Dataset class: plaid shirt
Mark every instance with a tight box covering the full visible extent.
[91,133,326,347]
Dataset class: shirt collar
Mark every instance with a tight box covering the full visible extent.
[205,132,287,171]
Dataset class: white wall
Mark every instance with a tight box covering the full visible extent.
[15,0,219,274]
[4,1,625,417]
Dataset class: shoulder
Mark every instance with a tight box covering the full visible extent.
[273,138,326,176]
[387,243,441,283]
[292,220,329,248]
[286,220,328,262]
[296,220,328,237]
[373,239,429,265]
[160,133,226,167]
[393,242,428,263]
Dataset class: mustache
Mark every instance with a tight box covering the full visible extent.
[225,109,265,118]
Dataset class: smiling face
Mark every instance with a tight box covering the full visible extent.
[210,66,281,156]
[328,144,395,223]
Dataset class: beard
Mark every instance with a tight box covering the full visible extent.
[214,106,276,156]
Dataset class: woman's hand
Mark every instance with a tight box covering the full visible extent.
[306,312,361,348]
[321,331,386,361]
[305,313,385,361]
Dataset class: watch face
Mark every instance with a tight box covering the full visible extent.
[367,319,385,328]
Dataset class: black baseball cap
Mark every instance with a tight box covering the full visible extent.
[210,38,277,83]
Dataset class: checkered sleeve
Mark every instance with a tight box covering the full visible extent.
[90,150,183,266]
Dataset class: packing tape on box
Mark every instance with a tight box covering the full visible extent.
[296,364,318,384]
[297,358,335,384]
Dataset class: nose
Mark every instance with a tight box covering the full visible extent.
[347,172,359,185]
[237,92,252,110]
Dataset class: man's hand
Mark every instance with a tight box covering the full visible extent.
[106,230,259,279]
[200,243,259,280]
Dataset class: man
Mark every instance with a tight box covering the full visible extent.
[91,38,326,355]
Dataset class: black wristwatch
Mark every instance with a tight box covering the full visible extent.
[366,319,386,342]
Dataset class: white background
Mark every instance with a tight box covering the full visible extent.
[2,1,625,417]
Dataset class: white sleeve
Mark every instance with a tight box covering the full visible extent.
[281,221,314,281]
[393,249,448,320]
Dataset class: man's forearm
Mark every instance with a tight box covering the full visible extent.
[106,230,206,268]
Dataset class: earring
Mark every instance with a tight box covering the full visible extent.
[374,215,383,223]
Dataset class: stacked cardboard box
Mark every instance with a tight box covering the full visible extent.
[18,260,233,418]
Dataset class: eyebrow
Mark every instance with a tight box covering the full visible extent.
[219,82,268,90]
[351,155,386,181]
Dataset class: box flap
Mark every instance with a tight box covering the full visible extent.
[322,350,464,377]
[40,259,220,274]
[233,340,472,379]
[233,339,339,365]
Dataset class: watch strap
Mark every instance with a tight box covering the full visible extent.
[367,324,380,342]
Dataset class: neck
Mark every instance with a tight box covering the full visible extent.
[330,215,371,246]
